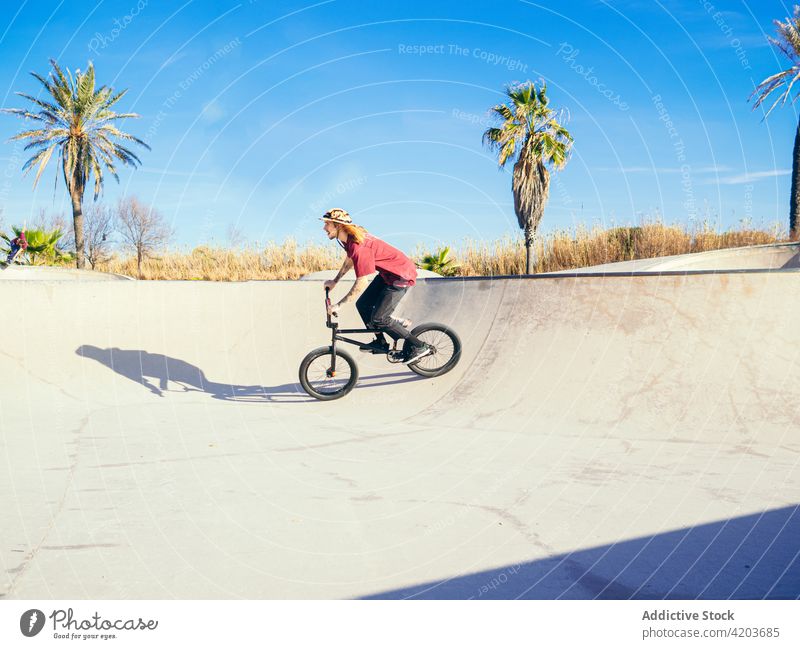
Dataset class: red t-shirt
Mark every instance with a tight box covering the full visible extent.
[345,234,417,287]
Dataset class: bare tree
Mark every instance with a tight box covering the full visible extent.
[83,202,114,269]
[32,207,74,255]
[226,223,245,249]
[115,196,172,277]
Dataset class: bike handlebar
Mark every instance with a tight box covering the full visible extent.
[325,287,336,326]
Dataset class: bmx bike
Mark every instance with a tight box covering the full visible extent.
[298,288,462,400]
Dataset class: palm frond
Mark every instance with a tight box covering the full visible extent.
[482,127,505,146]
[102,87,128,109]
[490,104,514,121]
[88,150,105,198]
[21,133,68,150]
[780,69,800,108]
[97,125,150,149]
[753,10,800,117]
[10,128,58,141]
[21,144,57,187]
[29,71,53,92]
[750,69,789,102]
[1,108,49,122]
[31,144,57,187]
[14,92,61,117]
[498,140,516,167]
[79,64,95,103]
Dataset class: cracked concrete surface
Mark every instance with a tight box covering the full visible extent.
[1,263,799,599]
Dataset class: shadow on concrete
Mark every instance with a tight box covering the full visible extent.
[361,505,800,600]
[76,345,421,402]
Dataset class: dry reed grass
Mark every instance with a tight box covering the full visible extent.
[92,222,787,280]
[96,239,342,280]
[454,222,785,275]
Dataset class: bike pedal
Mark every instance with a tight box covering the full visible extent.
[387,351,405,363]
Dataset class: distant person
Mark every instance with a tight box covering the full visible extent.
[6,230,28,264]
[321,208,432,364]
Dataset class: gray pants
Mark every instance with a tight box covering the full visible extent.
[356,275,422,346]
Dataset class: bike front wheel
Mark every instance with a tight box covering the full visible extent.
[405,323,462,378]
[299,346,359,400]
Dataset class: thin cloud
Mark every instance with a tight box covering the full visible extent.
[139,168,213,178]
[597,165,732,174]
[160,50,190,69]
[596,166,682,173]
[600,166,788,184]
[706,169,791,185]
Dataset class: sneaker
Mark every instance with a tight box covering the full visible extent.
[359,338,390,354]
[403,344,434,364]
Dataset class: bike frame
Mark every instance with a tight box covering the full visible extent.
[325,288,397,372]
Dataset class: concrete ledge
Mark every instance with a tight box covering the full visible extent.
[0,265,133,281]
[300,269,441,280]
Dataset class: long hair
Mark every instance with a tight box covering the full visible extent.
[338,223,368,244]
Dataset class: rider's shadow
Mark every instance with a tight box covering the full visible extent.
[76,345,423,402]
[75,345,308,402]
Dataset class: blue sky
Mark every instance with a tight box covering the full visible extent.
[0,0,797,251]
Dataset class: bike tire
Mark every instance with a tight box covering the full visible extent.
[299,346,359,400]
[405,323,462,378]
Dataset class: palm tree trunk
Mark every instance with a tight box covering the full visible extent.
[791,114,800,240]
[70,182,85,269]
[513,158,549,275]
[525,225,535,274]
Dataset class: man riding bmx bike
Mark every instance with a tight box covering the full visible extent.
[321,208,433,365]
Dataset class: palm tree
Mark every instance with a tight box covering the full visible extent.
[751,6,800,239]
[419,246,460,276]
[2,226,73,265]
[3,59,148,267]
[483,81,573,274]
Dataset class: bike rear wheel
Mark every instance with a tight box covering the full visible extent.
[299,346,359,400]
[405,323,462,378]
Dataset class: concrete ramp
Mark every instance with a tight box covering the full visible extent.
[1,270,798,599]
